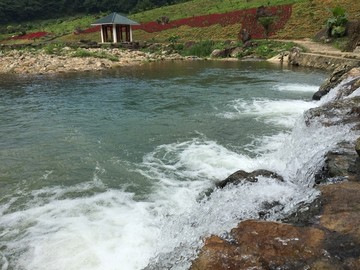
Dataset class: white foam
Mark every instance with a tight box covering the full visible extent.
[0,187,161,270]
[275,83,319,93]
[220,98,317,127]
[1,76,357,270]
[145,177,319,269]
[345,86,360,99]
[1,114,354,270]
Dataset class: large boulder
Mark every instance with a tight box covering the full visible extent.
[191,220,326,270]
[210,48,234,58]
[191,181,360,270]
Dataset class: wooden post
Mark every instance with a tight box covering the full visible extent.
[112,24,117,43]
[100,26,105,43]
[130,26,133,42]
[101,25,106,43]
[125,25,130,42]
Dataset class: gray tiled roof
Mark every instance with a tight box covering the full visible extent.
[92,13,140,25]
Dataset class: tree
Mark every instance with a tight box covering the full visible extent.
[258,16,276,39]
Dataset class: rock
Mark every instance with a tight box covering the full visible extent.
[305,96,360,127]
[210,49,227,58]
[281,197,322,226]
[354,46,360,54]
[0,46,190,75]
[238,29,251,43]
[191,220,326,270]
[288,46,302,65]
[216,169,284,189]
[191,181,360,270]
[312,89,328,100]
[320,181,360,241]
[229,47,243,58]
[313,65,357,100]
[356,138,360,156]
[192,66,360,270]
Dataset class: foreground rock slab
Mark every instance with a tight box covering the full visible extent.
[192,181,360,270]
[192,220,325,270]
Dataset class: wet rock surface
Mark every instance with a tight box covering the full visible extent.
[313,66,360,100]
[191,66,360,270]
[216,169,284,189]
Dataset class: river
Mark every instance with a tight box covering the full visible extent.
[0,60,344,269]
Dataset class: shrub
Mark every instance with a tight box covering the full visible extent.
[44,44,61,55]
[326,6,348,38]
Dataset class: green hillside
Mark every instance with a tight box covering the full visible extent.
[1,0,359,44]
[130,0,300,22]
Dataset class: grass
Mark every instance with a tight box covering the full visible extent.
[133,23,241,42]
[275,0,360,39]
[1,0,359,49]
[130,0,304,23]
[150,39,297,58]
[237,40,297,58]
[72,48,119,61]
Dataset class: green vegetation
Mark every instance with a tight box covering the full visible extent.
[0,15,100,36]
[72,48,119,61]
[180,40,215,57]
[276,0,360,39]
[131,0,303,23]
[0,0,188,23]
[165,39,296,59]
[237,40,296,58]
[43,43,64,55]
[326,6,348,38]
[258,16,277,39]
[1,0,359,52]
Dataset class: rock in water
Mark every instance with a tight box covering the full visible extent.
[216,169,284,189]
[356,137,360,156]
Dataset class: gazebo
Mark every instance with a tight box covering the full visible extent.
[91,13,140,43]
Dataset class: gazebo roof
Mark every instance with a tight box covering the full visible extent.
[92,13,140,26]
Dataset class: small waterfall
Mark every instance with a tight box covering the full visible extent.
[143,74,360,270]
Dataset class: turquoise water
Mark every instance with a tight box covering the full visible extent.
[0,61,329,269]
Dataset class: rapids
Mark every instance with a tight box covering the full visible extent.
[0,61,355,270]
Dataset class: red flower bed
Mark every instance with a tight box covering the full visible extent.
[132,5,292,39]
[78,26,100,34]
[12,31,49,40]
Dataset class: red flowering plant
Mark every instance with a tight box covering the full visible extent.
[132,5,292,39]
[12,31,48,40]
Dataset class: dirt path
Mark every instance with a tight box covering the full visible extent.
[284,38,360,59]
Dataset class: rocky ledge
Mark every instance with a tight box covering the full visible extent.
[191,67,360,270]
[0,47,185,74]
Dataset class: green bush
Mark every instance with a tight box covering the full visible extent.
[43,43,63,55]
[72,48,93,57]
[326,6,348,38]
